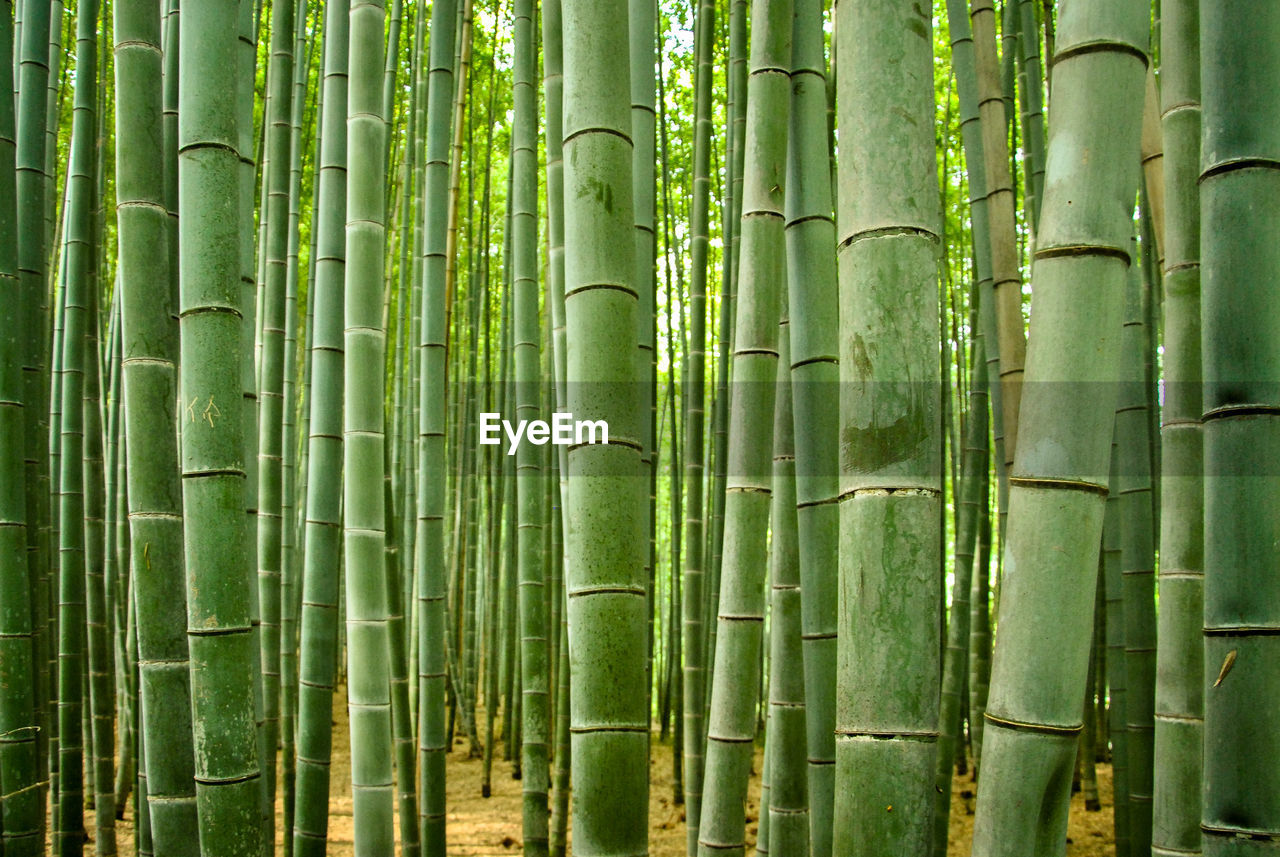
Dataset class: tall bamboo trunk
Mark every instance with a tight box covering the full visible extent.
[114,0,200,845]
[968,1,1147,853]
[833,2,941,855]
[343,0,394,849]
[291,0,349,851]
[416,0,459,847]
[178,0,263,847]
[560,0,649,852]
[1199,5,1280,855]
[782,0,837,850]
[697,0,790,852]
[0,0,41,851]
[1150,0,1202,853]
[256,0,298,813]
[969,0,1027,476]
[680,0,714,845]
[765,317,808,857]
[511,0,548,849]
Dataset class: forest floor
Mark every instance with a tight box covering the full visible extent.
[98,692,1115,856]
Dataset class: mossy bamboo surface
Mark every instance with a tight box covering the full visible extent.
[833,2,941,854]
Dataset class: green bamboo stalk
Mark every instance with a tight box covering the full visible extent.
[969,0,1028,476]
[479,6,504,795]
[279,8,311,854]
[1079,607,1101,812]
[969,458,993,775]
[178,0,262,846]
[1016,0,1046,233]
[549,583,570,857]
[0,0,41,849]
[933,293,988,856]
[628,0,657,724]
[1150,0,1202,853]
[17,0,54,810]
[1119,255,1156,857]
[234,0,268,843]
[680,0,713,844]
[782,0,836,848]
[1105,453,1131,857]
[1199,4,1280,855]
[416,0,458,845]
[511,0,548,849]
[968,1,1147,852]
[114,2,201,813]
[833,2,941,854]
[697,0,790,850]
[765,316,807,857]
[561,0,649,851]
[705,0,749,719]
[53,0,103,845]
[256,0,297,814]
[77,6,115,845]
[944,0,1007,775]
[105,301,133,822]
[291,0,349,851]
[343,0,394,849]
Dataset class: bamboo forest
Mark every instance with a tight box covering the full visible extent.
[0,0,1275,854]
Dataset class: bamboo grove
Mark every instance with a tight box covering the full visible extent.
[0,0,1274,855]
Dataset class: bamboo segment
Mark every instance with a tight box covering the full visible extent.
[256,0,298,814]
[933,296,988,856]
[696,0,790,851]
[343,0,395,850]
[1118,259,1156,857]
[115,0,201,846]
[783,0,837,849]
[833,3,941,855]
[765,317,808,857]
[512,0,549,850]
[178,0,262,847]
[681,0,714,846]
[17,0,54,804]
[561,0,649,852]
[0,1,41,852]
[968,1,1147,853]
[1200,5,1280,856]
[969,0,1027,473]
[1151,1,1202,853]
[416,0,458,846]
[292,1,349,852]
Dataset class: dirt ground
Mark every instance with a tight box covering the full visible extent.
[95,698,1115,857]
